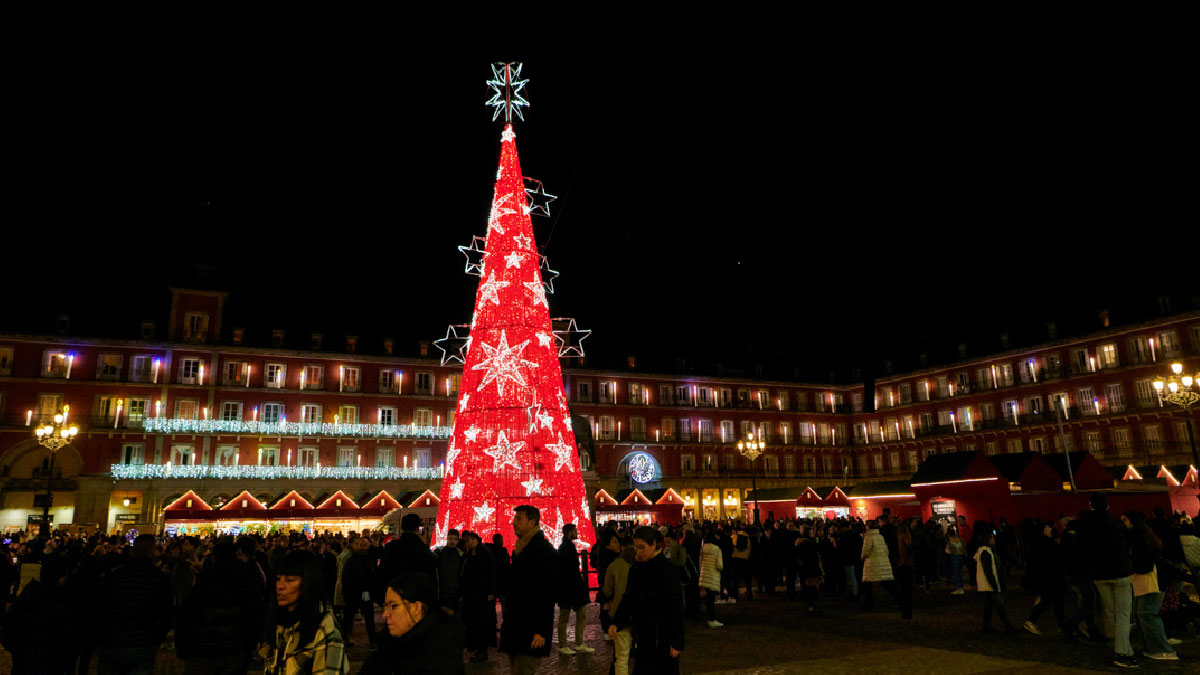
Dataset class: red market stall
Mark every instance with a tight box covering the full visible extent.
[845,480,919,521]
[1118,464,1199,516]
[595,488,684,525]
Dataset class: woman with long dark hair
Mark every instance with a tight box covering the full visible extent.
[1124,511,1178,661]
[264,549,349,674]
[361,572,465,674]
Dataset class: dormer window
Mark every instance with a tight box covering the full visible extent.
[345,336,358,353]
[272,330,285,348]
[311,334,323,350]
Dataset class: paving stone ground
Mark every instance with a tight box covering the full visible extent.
[1,577,1195,673]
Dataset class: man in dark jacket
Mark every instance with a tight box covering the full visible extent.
[97,534,172,674]
[484,533,510,615]
[1077,494,1136,667]
[435,528,465,614]
[609,526,685,674]
[2,557,75,674]
[340,535,378,648]
[376,513,435,601]
[175,541,265,674]
[556,524,593,655]
[499,505,557,675]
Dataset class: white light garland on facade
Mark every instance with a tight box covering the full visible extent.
[110,464,444,480]
[141,418,451,439]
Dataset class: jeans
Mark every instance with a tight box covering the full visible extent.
[983,591,1013,630]
[843,564,858,598]
[98,647,158,675]
[1135,592,1174,655]
[950,555,964,590]
[1065,575,1100,635]
[613,628,633,675]
[558,604,586,648]
[1094,576,1134,657]
[341,599,377,645]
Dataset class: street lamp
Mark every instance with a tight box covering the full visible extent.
[33,406,78,539]
[737,431,766,525]
[1153,362,1200,470]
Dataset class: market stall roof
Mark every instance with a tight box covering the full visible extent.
[270,491,315,510]
[406,489,439,509]
[1042,452,1114,489]
[594,489,619,506]
[165,490,211,511]
[361,491,403,512]
[988,453,1041,482]
[744,486,809,502]
[221,491,267,511]
[910,452,995,485]
[845,480,916,498]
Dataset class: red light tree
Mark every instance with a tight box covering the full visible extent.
[434,120,596,551]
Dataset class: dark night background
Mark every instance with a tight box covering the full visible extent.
[1,6,1196,382]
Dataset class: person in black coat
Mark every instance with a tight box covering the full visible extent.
[555,523,592,654]
[2,557,74,675]
[484,533,510,615]
[362,572,464,675]
[175,541,266,674]
[1022,523,1071,638]
[97,534,173,674]
[460,531,497,662]
[609,526,685,675]
[340,536,378,648]
[376,514,436,601]
[499,505,558,675]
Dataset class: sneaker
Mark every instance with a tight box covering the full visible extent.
[951,588,965,595]
[706,619,724,627]
[1144,652,1178,661]
[713,598,727,605]
[1112,656,1139,668]
[574,644,595,653]
[1076,622,1090,639]
[727,598,737,604]
[1023,620,1042,636]
[559,647,577,655]
[1168,638,1183,645]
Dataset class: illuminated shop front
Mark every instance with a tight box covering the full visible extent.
[160,488,432,536]
[593,488,685,525]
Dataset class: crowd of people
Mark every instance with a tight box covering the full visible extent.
[0,498,1196,673]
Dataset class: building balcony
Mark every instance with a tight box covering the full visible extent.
[140,417,451,439]
[110,464,444,481]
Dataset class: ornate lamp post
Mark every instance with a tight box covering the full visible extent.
[737,431,766,525]
[33,406,78,538]
[1153,362,1200,470]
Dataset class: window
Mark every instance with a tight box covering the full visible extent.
[577,381,592,402]
[1191,325,1200,353]
[1143,425,1163,454]
[1174,421,1191,448]
[1049,392,1069,415]
[936,376,950,397]
[1083,430,1103,453]
[1002,400,1018,423]
[41,350,68,378]
[980,403,995,421]
[341,366,361,392]
[679,418,693,441]
[719,388,732,407]
[868,419,882,442]
[179,357,202,384]
[1157,330,1180,357]
[446,374,461,396]
[415,448,431,468]
[630,417,646,441]
[720,420,735,442]
[698,419,714,442]
[1030,437,1046,453]
[1134,379,1157,408]
[231,328,244,345]
[997,365,1015,387]
[765,455,779,475]
[261,403,283,423]
[36,393,62,422]
[742,420,757,440]
[661,418,675,440]
[985,441,998,455]
[777,391,789,411]
[901,415,915,439]
[703,454,715,472]
[917,382,931,402]
[1077,387,1096,414]
[379,369,398,393]
[799,455,813,474]
[1006,439,1024,453]
[1019,360,1037,384]
[171,444,196,465]
[216,445,237,466]
[130,355,153,382]
[1105,384,1125,413]
[121,443,144,464]
[220,401,242,422]
[756,390,769,409]
[814,393,826,412]
[676,385,691,406]
[599,381,615,403]
[95,395,121,422]
[182,313,208,342]
[884,418,899,441]
[299,446,317,467]
[723,454,736,471]
[872,454,884,473]
[1097,343,1118,369]
[415,372,433,395]
[126,398,148,426]
[300,404,321,424]
[698,387,712,407]
[0,346,12,376]
[976,367,993,390]
[907,450,919,472]
[898,383,912,404]
[778,422,791,443]
[378,406,397,426]
[681,454,694,472]
[850,392,863,411]
[303,365,324,389]
[785,455,797,475]
[338,447,355,467]
[96,354,122,380]
[1112,428,1132,456]
[1045,353,1062,376]
[1127,336,1152,365]
[1053,432,1074,453]
[937,410,952,427]
[1071,348,1091,373]
[265,363,286,388]
[375,447,395,468]
[336,405,358,425]
[857,455,869,473]
[597,415,615,440]
[176,399,200,420]
[1026,396,1043,416]
[658,384,673,405]
[223,361,246,386]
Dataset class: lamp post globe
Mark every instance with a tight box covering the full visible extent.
[1154,363,1200,471]
[738,432,766,525]
[32,406,79,539]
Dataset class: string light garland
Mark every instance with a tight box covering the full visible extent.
[111,464,442,480]
[142,418,449,439]
[434,105,595,551]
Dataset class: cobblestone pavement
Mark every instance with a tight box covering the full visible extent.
[1,580,1195,673]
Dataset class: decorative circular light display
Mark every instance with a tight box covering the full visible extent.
[628,452,657,484]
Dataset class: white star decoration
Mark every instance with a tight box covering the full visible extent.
[537,409,555,431]
[483,430,524,472]
[562,415,573,430]
[458,394,470,412]
[478,272,511,306]
[473,501,495,524]
[450,480,465,499]
[472,330,537,396]
[486,62,529,122]
[535,332,552,347]
[445,441,461,474]
[464,425,481,442]
[512,233,531,249]
[546,432,575,471]
[505,251,522,269]
[487,194,516,236]
[581,498,590,520]
[524,281,547,307]
[521,478,543,496]
[501,127,515,142]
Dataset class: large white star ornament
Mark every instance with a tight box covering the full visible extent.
[535,332,552,347]
[472,330,537,396]
[521,478,544,496]
[464,425,481,442]
[486,63,530,122]
[505,251,522,269]
[546,433,575,471]
[487,194,516,236]
[433,324,471,365]
[458,394,470,413]
[562,415,573,430]
[473,501,496,524]
[524,281,547,308]
[457,236,487,277]
[501,127,515,143]
[483,430,524,472]
[450,480,465,499]
[478,272,511,306]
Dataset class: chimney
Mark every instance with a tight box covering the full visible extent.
[626,355,637,369]
[1046,321,1057,339]
[1000,333,1010,349]
[957,344,967,359]
[885,360,893,375]
[918,352,928,368]
[57,315,70,335]
[1098,309,1110,328]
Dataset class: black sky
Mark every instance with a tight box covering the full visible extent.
[2,6,1196,381]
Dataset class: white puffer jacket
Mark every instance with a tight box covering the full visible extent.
[861,529,894,582]
[699,542,723,591]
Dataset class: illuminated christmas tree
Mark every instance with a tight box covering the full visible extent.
[433,63,596,551]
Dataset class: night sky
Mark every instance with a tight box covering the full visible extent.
[2,6,1195,381]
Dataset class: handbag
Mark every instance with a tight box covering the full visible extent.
[1132,564,1159,598]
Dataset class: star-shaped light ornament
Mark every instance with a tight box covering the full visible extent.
[553,318,591,358]
[535,332,552,347]
[524,281,548,308]
[487,194,516,236]
[464,425,482,443]
[523,177,558,218]
[472,330,537,396]
[433,325,471,365]
[485,62,530,123]
[449,480,465,499]
[457,236,488,277]
[445,440,461,475]
[536,409,555,431]
[473,501,496,524]
[539,256,560,295]
[458,393,470,413]
[504,251,523,269]
[546,432,575,471]
[501,126,515,143]
[521,478,544,496]
[512,233,531,250]
[478,273,511,306]
[483,430,524,472]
